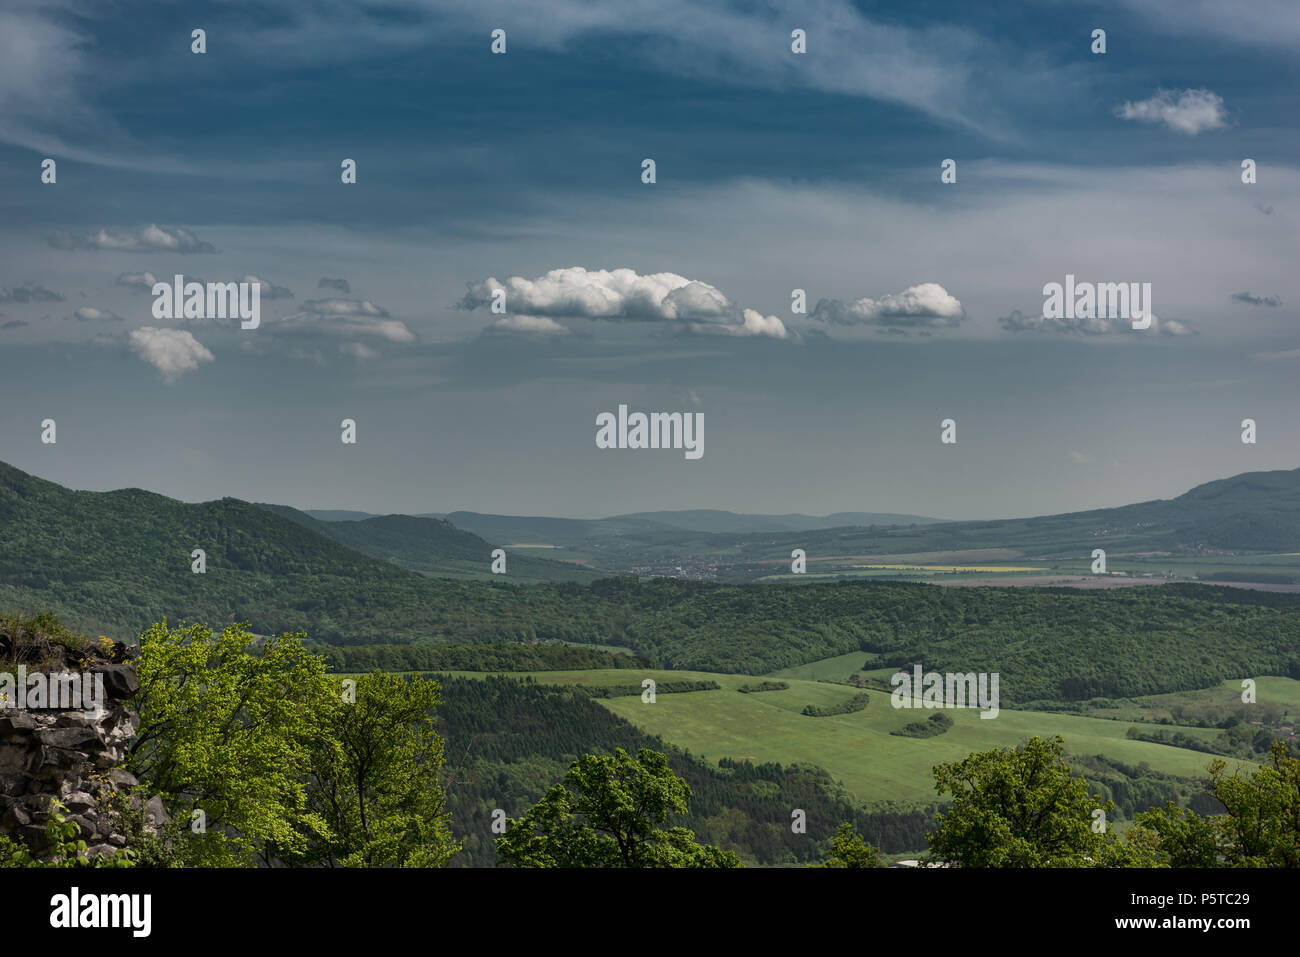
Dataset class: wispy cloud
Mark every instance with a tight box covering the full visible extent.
[49,224,217,254]
[1230,291,1281,307]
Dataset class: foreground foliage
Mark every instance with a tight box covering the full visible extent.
[496,748,741,868]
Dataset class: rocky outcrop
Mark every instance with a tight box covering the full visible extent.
[0,628,167,859]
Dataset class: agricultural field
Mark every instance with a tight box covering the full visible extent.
[1065,676,1300,728]
[443,665,1259,805]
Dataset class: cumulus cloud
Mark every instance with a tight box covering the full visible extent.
[115,271,158,292]
[128,327,214,381]
[461,267,727,320]
[735,309,789,339]
[49,224,217,254]
[1115,88,1227,135]
[811,283,964,329]
[67,306,124,322]
[1230,291,1281,307]
[461,266,789,339]
[0,282,62,303]
[318,277,351,293]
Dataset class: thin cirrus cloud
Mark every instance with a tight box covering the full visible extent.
[486,314,571,337]
[243,275,294,300]
[127,327,214,382]
[1114,88,1228,135]
[1230,291,1282,307]
[67,306,124,322]
[116,271,293,301]
[810,283,964,329]
[48,224,217,254]
[271,298,416,345]
[998,310,1197,337]
[0,282,63,303]
[459,266,789,340]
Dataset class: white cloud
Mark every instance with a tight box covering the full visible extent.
[242,275,294,300]
[1115,89,1227,135]
[462,267,732,321]
[302,298,388,318]
[69,306,123,322]
[115,271,158,291]
[812,283,964,328]
[272,298,415,345]
[462,266,789,339]
[128,327,214,381]
[1156,316,1198,336]
[50,224,217,253]
[737,309,788,339]
[999,309,1197,337]
[488,314,570,336]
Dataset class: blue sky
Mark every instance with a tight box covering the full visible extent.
[0,0,1297,518]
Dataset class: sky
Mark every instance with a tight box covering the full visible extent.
[0,0,1297,520]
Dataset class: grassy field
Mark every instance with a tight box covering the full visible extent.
[443,665,1264,804]
[1068,676,1300,727]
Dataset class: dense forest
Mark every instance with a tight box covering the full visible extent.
[320,641,646,673]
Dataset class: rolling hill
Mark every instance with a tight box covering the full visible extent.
[260,504,600,582]
[718,467,1300,563]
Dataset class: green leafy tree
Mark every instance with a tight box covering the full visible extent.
[128,621,337,865]
[927,735,1117,867]
[1205,741,1300,867]
[810,822,880,868]
[296,672,459,867]
[1128,742,1300,867]
[496,747,741,867]
[1127,801,1221,867]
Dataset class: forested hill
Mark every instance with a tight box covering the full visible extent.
[729,467,1300,559]
[259,504,600,582]
[5,460,1300,708]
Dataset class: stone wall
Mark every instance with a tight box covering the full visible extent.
[0,630,167,859]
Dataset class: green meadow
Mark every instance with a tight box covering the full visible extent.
[445,665,1264,804]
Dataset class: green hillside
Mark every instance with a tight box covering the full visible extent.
[4,461,1300,712]
[726,467,1300,561]
[261,504,600,582]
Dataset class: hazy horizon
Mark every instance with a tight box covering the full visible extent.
[6,454,1295,526]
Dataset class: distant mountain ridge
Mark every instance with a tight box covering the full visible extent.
[305,507,946,535]
[605,509,946,533]
[2,459,1300,659]
[262,505,598,582]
